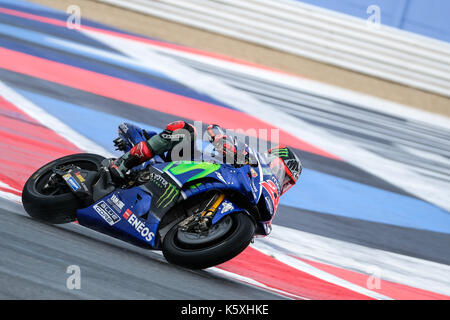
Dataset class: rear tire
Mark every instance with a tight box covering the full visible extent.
[162,213,255,269]
[22,153,105,224]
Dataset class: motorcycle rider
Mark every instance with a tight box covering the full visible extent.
[109,121,301,195]
[109,120,196,181]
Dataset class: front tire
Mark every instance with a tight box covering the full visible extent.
[22,153,105,224]
[162,213,255,269]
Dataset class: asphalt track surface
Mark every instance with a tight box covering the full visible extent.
[2,196,449,299]
[0,198,282,299]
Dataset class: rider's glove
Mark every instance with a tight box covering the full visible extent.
[206,124,238,164]
[113,137,127,152]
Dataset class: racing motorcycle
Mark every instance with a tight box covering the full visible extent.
[22,124,283,269]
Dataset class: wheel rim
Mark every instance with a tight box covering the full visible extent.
[175,215,234,249]
[34,159,100,197]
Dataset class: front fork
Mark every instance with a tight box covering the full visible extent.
[178,193,226,232]
[201,193,226,218]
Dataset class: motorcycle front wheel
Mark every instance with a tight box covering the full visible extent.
[162,213,255,269]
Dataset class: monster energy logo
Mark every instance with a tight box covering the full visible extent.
[156,184,179,208]
[149,172,169,188]
[271,148,289,158]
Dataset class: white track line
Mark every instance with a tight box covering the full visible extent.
[253,242,392,300]
[0,81,114,157]
[255,224,450,296]
[0,190,21,203]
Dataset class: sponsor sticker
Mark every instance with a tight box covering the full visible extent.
[215,172,227,184]
[149,172,169,188]
[75,172,85,183]
[122,210,154,242]
[250,180,259,198]
[109,194,125,212]
[123,209,132,220]
[93,201,121,226]
[264,196,274,215]
[250,168,258,178]
[271,175,282,194]
[156,184,179,208]
[220,201,234,214]
[62,174,81,192]
[161,133,185,140]
[261,180,280,214]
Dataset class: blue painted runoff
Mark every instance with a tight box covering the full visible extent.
[296,0,450,43]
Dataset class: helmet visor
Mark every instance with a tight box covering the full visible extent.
[264,154,295,195]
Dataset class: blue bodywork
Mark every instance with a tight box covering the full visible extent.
[76,123,281,250]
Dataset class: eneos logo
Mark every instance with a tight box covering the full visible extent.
[123,209,154,242]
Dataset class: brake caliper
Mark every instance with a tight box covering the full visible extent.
[179,193,226,232]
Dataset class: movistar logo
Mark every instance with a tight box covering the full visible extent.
[163,161,221,182]
[156,184,179,208]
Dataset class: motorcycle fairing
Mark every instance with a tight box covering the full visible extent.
[157,158,280,232]
[157,160,277,236]
[211,171,280,237]
[139,166,184,220]
[77,187,159,249]
[211,200,249,225]
[155,161,262,207]
[77,166,184,249]
[254,176,281,236]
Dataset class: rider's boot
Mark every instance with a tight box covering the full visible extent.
[109,140,153,182]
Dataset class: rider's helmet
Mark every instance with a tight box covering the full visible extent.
[267,145,302,195]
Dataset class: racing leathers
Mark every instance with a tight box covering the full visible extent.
[109,120,197,181]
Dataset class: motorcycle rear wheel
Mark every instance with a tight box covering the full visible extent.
[162,213,255,269]
[22,153,105,224]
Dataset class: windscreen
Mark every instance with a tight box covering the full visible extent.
[259,153,286,193]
